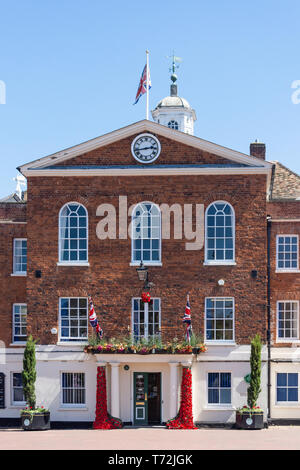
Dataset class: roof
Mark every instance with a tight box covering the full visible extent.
[18,120,272,175]
[269,161,300,200]
[0,191,27,203]
[155,95,191,109]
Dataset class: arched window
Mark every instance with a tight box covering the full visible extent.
[168,120,179,130]
[132,202,161,263]
[59,203,88,263]
[205,202,235,263]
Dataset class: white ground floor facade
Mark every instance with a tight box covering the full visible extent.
[2,344,300,424]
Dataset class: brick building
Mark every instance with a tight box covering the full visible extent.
[0,79,299,425]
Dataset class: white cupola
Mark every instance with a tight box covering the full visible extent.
[151,67,196,135]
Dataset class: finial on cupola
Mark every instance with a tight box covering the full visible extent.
[168,52,182,97]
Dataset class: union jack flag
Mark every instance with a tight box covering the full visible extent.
[88,296,103,339]
[182,296,192,343]
[133,64,151,105]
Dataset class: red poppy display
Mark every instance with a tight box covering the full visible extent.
[141,292,151,303]
[93,366,123,430]
[166,367,197,430]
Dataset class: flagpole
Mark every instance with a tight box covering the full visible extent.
[146,49,149,120]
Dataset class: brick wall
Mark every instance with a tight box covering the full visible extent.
[267,201,300,346]
[24,171,268,345]
[0,203,27,346]
[57,133,231,167]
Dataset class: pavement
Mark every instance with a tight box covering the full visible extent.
[1,426,300,450]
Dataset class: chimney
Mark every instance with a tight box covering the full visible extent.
[250,140,266,160]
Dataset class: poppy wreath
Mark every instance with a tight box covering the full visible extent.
[141,292,151,303]
[166,367,197,430]
[93,366,123,429]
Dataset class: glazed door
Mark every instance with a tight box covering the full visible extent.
[147,373,161,424]
[134,373,148,425]
[134,373,161,425]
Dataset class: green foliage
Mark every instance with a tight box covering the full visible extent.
[247,334,262,409]
[87,333,206,354]
[20,407,49,415]
[22,335,37,410]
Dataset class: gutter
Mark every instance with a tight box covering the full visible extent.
[267,215,272,421]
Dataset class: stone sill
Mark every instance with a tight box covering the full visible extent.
[10,273,27,277]
[57,342,88,346]
[57,262,90,267]
[276,270,300,273]
[274,404,300,408]
[58,407,88,411]
[130,262,162,267]
[203,262,236,266]
[205,342,236,346]
[203,406,235,411]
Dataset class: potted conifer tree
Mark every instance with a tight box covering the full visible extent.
[20,335,50,430]
[236,334,264,429]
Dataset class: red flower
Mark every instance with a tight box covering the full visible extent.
[166,367,197,430]
[93,366,123,430]
[141,292,151,303]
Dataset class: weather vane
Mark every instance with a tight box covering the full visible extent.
[167,52,183,83]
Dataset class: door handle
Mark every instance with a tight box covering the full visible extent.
[145,393,147,401]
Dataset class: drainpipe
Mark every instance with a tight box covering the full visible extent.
[267,215,272,422]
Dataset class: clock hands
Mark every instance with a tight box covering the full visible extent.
[137,146,156,151]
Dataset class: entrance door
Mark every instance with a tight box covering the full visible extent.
[134,372,161,425]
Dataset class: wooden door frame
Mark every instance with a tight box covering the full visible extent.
[132,371,162,425]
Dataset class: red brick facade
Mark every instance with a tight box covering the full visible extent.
[267,201,300,347]
[0,203,26,347]
[0,128,271,347]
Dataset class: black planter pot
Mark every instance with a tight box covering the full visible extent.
[235,411,264,430]
[21,412,50,431]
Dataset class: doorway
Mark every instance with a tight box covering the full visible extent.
[133,372,161,425]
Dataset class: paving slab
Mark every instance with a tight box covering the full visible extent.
[1,426,300,450]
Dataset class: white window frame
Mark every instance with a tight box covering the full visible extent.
[12,303,27,344]
[168,120,179,130]
[204,201,236,266]
[131,297,161,341]
[276,372,299,405]
[60,372,86,407]
[58,297,89,343]
[207,372,232,406]
[131,202,162,266]
[205,297,235,343]
[276,234,299,272]
[58,202,89,265]
[11,372,26,406]
[276,300,299,342]
[13,238,27,275]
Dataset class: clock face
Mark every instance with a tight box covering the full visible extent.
[131,134,161,164]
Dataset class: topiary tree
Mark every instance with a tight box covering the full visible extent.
[247,334,262,409]
[22,335,37,409]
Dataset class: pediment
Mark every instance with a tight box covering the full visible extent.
[18,120,273,175]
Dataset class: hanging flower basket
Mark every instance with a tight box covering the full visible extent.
[141,292,151,303]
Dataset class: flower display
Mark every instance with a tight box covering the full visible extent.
[166,367,197,430]
[93,366,123,430]
[141,292,151,303]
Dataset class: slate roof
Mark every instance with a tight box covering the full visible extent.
[0,191,27,203]
[269,161,300,201]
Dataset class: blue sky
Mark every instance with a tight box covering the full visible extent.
[0,0,300,197]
